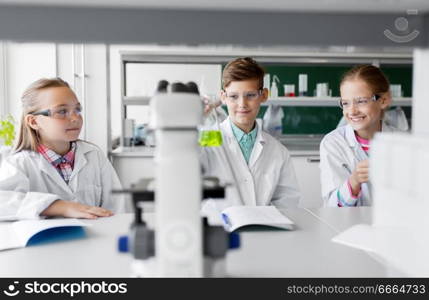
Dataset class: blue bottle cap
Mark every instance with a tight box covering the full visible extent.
[229,232,240,249]
[118,235,129,253]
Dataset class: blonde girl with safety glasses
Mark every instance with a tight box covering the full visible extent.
[0,78,127,219]
[320,65,401,207]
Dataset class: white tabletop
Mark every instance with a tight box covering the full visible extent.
[0,208,388,277]
[306,207,373,233]
[305,207,410,277]
[227,208,386,277]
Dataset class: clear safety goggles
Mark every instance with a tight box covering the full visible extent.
[224,90,263,102]
[31,105,82,120]
[339,94,381,109]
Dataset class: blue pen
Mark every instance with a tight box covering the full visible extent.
[342,163,352,174]
[221,213,231,228]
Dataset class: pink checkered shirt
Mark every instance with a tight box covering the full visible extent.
[37,142,76,184]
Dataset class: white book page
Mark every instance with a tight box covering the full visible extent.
[222,206,294,232]
[0,218,88,251]
[0,223,22,250]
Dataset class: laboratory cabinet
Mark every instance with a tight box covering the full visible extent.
[111,147,155,188]
[291,155,323,208]
[111,146,324,209]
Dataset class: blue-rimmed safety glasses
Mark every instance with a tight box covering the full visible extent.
[224,89,263,102]
[31,105,82,120]
[339,94,381,109]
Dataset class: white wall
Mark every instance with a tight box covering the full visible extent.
[109,45,145,141]
[0,42,7,117]
[56,44,75,89]
[126,63,221,97]
[4,42,57,121]
[81,44,109,153]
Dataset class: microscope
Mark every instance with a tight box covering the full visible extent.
[117,80,239,277]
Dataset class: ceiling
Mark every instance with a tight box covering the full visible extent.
[0,0,428,13]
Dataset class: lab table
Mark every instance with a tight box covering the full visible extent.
[0,208,388,277]
[306,207,373,233]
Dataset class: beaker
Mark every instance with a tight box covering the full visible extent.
[199,95,223,147]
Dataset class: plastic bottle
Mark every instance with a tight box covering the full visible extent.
[124,118,135,147]
[298,74,308,96]
[270,75,280,98]
[263,74,270,93]
[262,104,284,138]
[284,84,296,97]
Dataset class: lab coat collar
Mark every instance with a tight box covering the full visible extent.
[230,120,258,144]
[345,121,395,162]
[221,118,265,168]
[33,150,71,192]
[345,124,357,148]
[220,118,244,163]
[248,119,265,168]
[69,140,95,181]
[344,121,392,148]
[221,118,265,145]
[33,140,94,191]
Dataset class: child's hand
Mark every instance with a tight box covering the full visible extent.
[41,200,114,219]
[349,160,369,194]
[202,95,221,116]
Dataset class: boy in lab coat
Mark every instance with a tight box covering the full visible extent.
[201,57,301,209]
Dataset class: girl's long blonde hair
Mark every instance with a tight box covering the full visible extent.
[14,78,71,152]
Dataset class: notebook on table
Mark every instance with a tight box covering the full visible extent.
[0,218,90,251]
[220,206,295,232]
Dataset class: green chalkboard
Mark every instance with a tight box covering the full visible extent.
[256,106,344,134]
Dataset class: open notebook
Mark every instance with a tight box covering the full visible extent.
[220,206,295,232]
[0,218,90,251]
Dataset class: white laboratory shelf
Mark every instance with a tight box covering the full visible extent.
[123,96,151,106]
[110,145,155,157]
[123,96,412,107]
[264,97,412,107]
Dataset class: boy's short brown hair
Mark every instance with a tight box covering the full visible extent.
[222,57,265,89]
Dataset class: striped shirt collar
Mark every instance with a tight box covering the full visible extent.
[37,142,76,167]
[37,142,76,184]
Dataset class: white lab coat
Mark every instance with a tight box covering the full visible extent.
[319,122,399,207]
[0,141,128,219]
[201,118,301,209]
